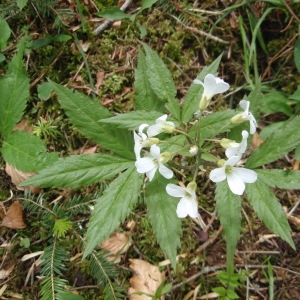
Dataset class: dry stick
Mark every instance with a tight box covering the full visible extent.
[94,0,133,35]
[284,0,300,23]
[195,225,223,254]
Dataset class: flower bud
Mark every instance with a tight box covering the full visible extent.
[220,138,239,149]
[161,123,175,134]
[231,112,247,124]
[160,152,173,164]
[187,181,197,192]
[143,138,160,147]
[217,159,226,167]
[189,145,198,156]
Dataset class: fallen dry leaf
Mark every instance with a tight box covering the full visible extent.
[100,232,132,262]
[0,265,14,280]
[1,201,26,229]
[128,259,165,300]
[5,163,41,194]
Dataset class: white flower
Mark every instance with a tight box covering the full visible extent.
[231,100,257,134]
[209,155,257,195]
[134,124,159,159]
[194,73,230,110]
[166,182,198,218]
[225,130,249,159]
[147,115,175,137]
[135,145,173,181]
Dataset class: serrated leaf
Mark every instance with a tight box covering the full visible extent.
[256,169,300,189]
[97,7,133,20]
[246,116,300,168]
[165,97,181,120]
[0,16,11,50]
[141,0,159,10]
[99,110,164,130]
[48,80,134,159]
[0,38,29,138]
[215,181,242,269]
[21,153,133,188]
[189,110,236,139]
[134,49,165,112]
[84,166,143,257]
[246,180,295,249]
[16,0,28,11]
[142,43,177,102]
[146,175,181,268]
[294,36,300,73]
[1,130,59,172]
[181,54,223,122]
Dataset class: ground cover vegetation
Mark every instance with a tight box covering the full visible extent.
[0,0,300,299]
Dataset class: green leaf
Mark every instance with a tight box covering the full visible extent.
[97,7,133,20]
[142,43,177,102]
[256,169,300,189]
[181,54,223,122]
[1,130,59,172]
[48,80,134,159]
[0,16,11,50]
[259,121,284,139]
[31,38,52,49]
[0,37,29,138]
[261,92,291,116]
[246,116,300,168]
[165,97,181,121]
[51,34,72,42]
[57,291,84,300]
[134,49,165,112]
[137,22,147,39]
[16,0,28,11]
[53,218,73,238]
[246,180,295,250]
[215,181,242,270]
[189,110,236,139]
[141,0,159,10]
[146,175,181,268]
[294,36,300,73]
[21,153,133,188]
[99,110,164,130]
[38,82,53,100]
[84,166,143,257]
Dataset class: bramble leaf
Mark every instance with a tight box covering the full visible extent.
[21,153,133,188]
[246,116,300,168]
[246,180,295,249]
[48,80,134,159]
[0,37,29,138]
[84,166,143,257]
[134,49,165,112]
[256,169,300,189]
[1,130,59,172]
[146,175,181,268]
[215,181,242,270]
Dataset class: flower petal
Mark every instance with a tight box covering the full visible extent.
[147,124,162,137]
[146,168,157,181]
[176,197,198,218]
[166,184,186,197]
[249,118,257,134]
[150,144,160,157]
[135,157,156,173]
[226,171,245,195]
[209,167,226,182]
[239,99,249,112]
[158,164,173,179]
[232,168,257,183]
[193,79,204,86]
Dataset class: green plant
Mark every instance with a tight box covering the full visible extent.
[21,43,299,297]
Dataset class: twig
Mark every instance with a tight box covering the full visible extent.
[93,0,133,35]
[195,225,223,254]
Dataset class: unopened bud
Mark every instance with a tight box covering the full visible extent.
[187,181,197,192]
[189,145,198,156]
[162,124,175,134]
[217,159,226,167]
[144,138,159,147]
[160,152,173,164]
[231,112,247,124]
[220,138,239,149]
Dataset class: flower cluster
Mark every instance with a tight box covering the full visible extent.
[134,74,258,219]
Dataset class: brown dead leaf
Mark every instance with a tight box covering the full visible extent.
[100,232,132,262]
[251,132,265,149]
[128,259,165,300]
[73,145,98,155]
[1,201,26,229]
[13,119,33,132]
[5,163,41,194]
[0,265,14,280]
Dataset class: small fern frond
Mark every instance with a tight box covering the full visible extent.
[40,276,69,300]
